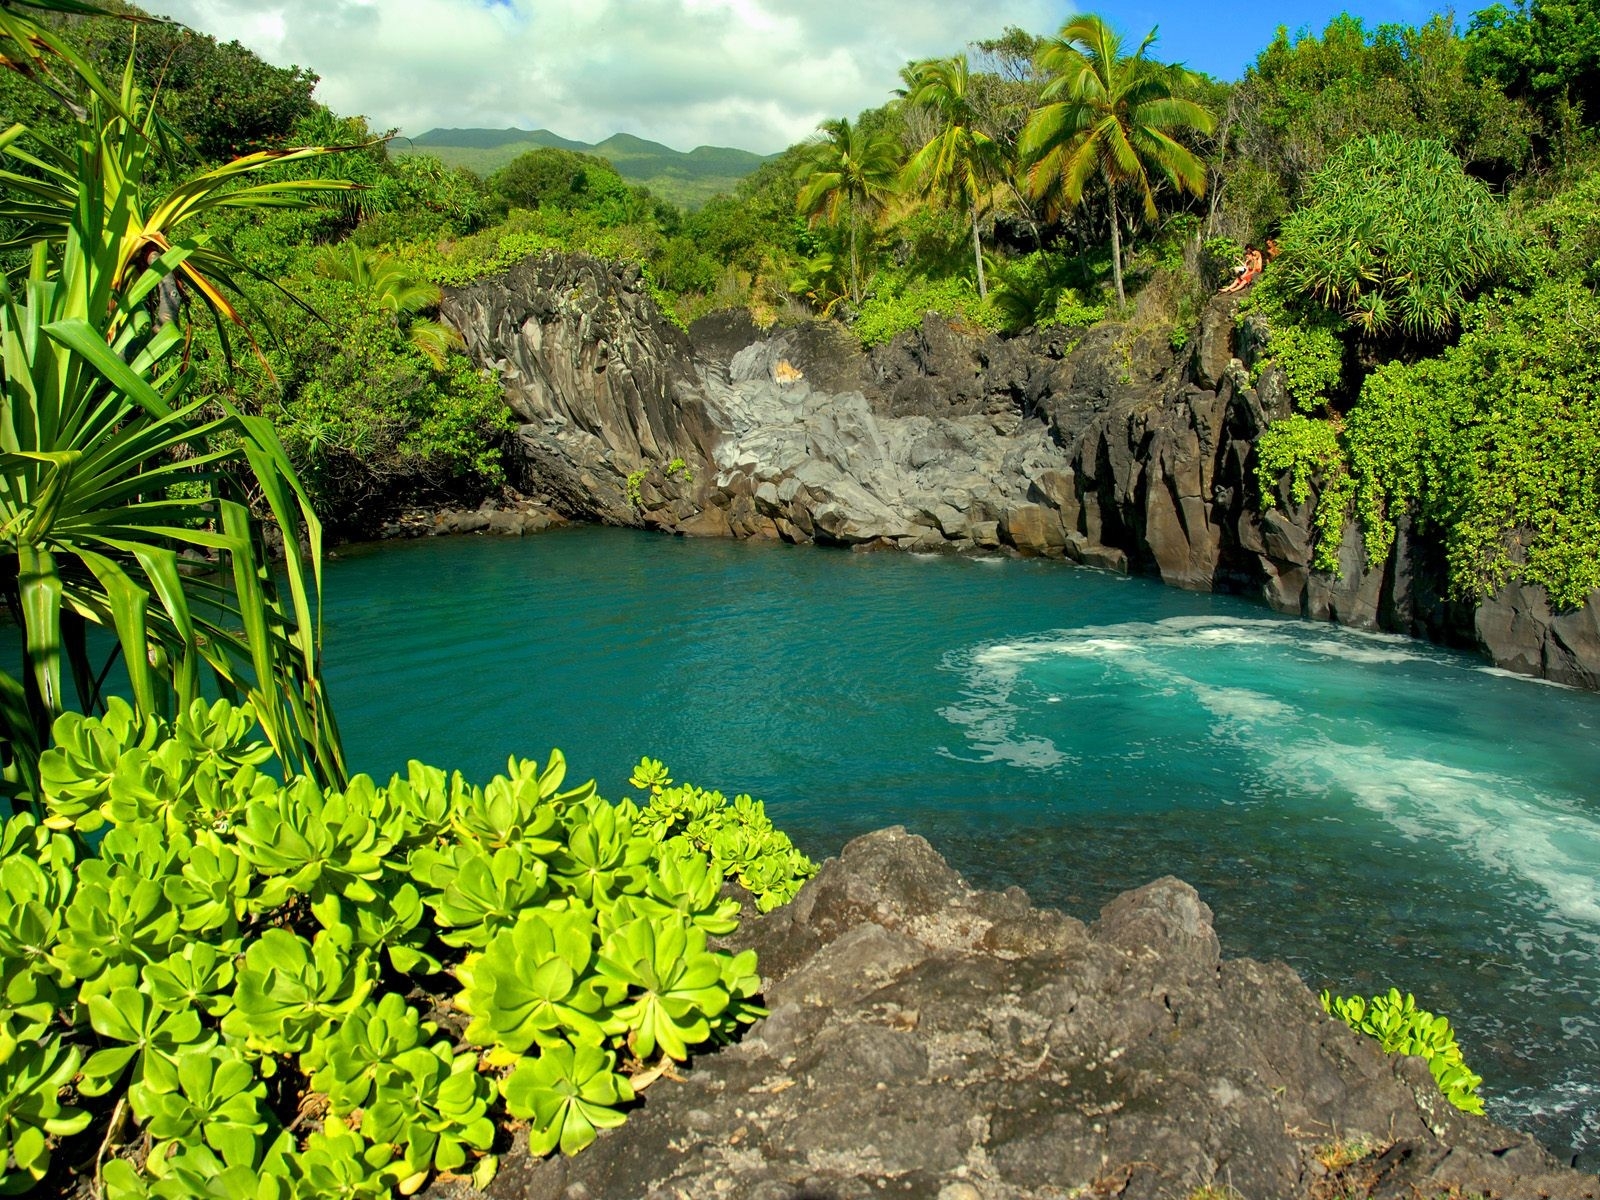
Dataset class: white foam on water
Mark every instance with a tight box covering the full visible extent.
[943,613,1600,944]
[1193,684,1297,725]
[1301,637,1424,665]
[1478,666,1580,690]
[972,643,1038,667]
[1264,738,1600,938]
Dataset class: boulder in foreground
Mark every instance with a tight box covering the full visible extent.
[444,828,1597,1200]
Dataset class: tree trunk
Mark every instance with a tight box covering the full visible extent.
[848,210,861,306]
[971,205,987,301]
[1108,187,1125,308]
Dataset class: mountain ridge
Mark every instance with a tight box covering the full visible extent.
[394,126,776,208]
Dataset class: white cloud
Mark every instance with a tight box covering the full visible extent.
[148,0,1069,152]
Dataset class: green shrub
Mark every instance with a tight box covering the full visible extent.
[850,276,999,348]
[186,270,512,532]
[1255,414,1355,572]
[0,699,814,1196]
[1241,272,1346,412]
[985,250,1109,334]
[1346,280,1600,607]
[1274,133,1525,337]
[1321,987,1485,1114]
[1261,280,1600,603]
[1047,291,1109,331]
[394,207,665,289]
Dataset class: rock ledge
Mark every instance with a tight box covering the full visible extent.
[457,829,1596,1200]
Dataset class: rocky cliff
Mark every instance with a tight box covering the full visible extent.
[441,829,1598,1200]
[442,253,1600,687]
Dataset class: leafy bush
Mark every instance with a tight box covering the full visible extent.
[1346,280,1600,606]
[395,205,667,290]
[851,276,1000,348]
[1239,272,1347,413]
[189,272,512,533]
[489,148,633,215]
[1273,133,1526,337]
[0,700,814,1195]
[1259,280,1600,605]
[1321,987,1485,1114]
[1522,165,1600,288]
[986,250,1109,334]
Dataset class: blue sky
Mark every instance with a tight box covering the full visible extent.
[1125,0,1443,77]
[152,0,1467,153]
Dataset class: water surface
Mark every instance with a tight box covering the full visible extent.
[323,527,1600,1165]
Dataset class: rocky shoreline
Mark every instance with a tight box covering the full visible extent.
[374,494,568,540]
[440,252,1600,689]
[434,829,1599,1200]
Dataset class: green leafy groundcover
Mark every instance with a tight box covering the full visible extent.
[0,699,814,1196]
[1321,987,1485,1115]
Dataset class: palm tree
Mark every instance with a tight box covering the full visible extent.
[0,11,351,800]
[794,116,901,305]
[315,244,465,369]
[899,54,1006,300]
[1020,14,1215,306]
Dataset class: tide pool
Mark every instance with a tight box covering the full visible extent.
[322,527,1600,1165]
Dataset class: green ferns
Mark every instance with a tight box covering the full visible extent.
[1321,987,1485,1115]
[0,699,814,1195]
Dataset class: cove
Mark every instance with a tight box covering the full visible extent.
[323,526,1600,1166]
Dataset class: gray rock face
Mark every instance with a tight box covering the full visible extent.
[444,253,1600,687]
[441,256,723,525]
[458,830,1598,1200]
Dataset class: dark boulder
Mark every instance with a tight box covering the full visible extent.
[449,830,1597,1200]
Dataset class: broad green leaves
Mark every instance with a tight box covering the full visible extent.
[1322,987,1486,1115]
[597,913,737,1062]
[0,701,815,1196]
[501,1041,634,1158]
[223,929,373,1056]
[631,763,816,911]
[0,1036,89,1194]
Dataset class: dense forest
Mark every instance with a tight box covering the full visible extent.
[6,0,1596,613]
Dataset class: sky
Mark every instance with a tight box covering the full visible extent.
[150,0,1446,155]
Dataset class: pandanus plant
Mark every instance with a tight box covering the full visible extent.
[0,1,356,804]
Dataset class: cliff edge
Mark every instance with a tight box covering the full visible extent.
[442,253,1600,688]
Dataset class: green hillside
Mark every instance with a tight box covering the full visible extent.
[393,127,773,209]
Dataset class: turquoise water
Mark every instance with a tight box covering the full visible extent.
[323,527,1600,1165]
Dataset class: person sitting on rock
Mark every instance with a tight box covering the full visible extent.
[1220,245,1264,294]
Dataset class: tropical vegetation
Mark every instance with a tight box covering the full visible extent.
[0,5,815,1195]
[5,0,1600,1186]
[0,698,812,1194]
[1322,988,1486,1115]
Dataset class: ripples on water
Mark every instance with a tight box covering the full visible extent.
[324,528,1600,1165]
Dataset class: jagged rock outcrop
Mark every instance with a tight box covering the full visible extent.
[443,252,1600,687]
[443,255,723,525]
[448,830,1598,1200]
